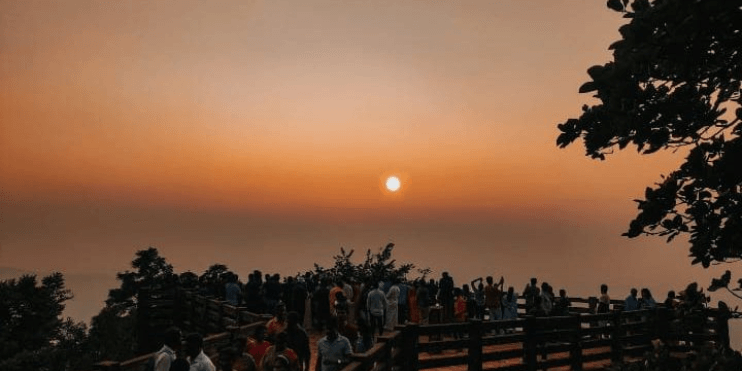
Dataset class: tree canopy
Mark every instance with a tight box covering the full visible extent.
[557,0,742,268]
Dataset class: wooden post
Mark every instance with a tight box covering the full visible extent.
[570,313,583,371]
[93,361,121,371]
[610,311,623,364]
[468,319,483,371]
[404,323,420,371]
[523,316,537,371]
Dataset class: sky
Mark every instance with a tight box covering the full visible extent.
[1,0,737,323]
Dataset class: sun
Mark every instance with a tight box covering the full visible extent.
[385,176,401,192]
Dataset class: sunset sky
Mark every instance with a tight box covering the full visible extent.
[1,1,733,319]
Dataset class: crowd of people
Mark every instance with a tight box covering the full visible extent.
[154,269,710,371]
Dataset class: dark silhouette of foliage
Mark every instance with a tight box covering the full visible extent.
[557,0,742,268]
[0,273,92,371]
[89,247,175,361]
[314,243,420,284]
[106,247,175,313]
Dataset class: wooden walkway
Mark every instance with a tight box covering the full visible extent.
[91,288,730,371]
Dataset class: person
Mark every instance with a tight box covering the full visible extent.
[185,333,216,371]
[284,311,310,371]
[225,273,243,306]
[501,287,519,320]
[485,276,505,321]
[337,307,358,350]
[384,280,400,331]
[664,290,677,308]
[231,336,258,371]
[523,278,539,314]
[540,282,553,316]
[397,280,410,324]
[355,317,375,353]
[438,272,455,323]
[471,278,485,320]
[329,281,344,316]
[262,332,299,371]
[266,303,288,342]
[366,281,387,336]
[624,288,640,311]
[316,316,353,371]
[598,284,610,313]
[416,280,430,324]
[462,284,476,319]
[553,289,570,316]
[313,278,331,331]
[407,281,420,323]
[454,288,468,322]
[153,326,181,371]
[264,274,283,315]
[639,288,657,309]
[245,325,272,368]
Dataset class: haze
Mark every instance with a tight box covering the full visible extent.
[1,0,735,327]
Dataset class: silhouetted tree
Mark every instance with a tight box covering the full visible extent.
[557,0,742,268]
[89,247,175,359]
[0,273,92,371]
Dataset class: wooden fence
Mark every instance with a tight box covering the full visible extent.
[93,288,271,371]
[93,289,730,371]
[339,307,730,371]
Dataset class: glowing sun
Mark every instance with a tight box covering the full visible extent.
[385,176,401,192]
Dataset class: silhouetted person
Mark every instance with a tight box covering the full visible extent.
[284,311,310,371]
[553,289,570,316]
[523,277,539,314]
[416,280,430,324]
[384,280,400,331]
[640,288,656,309]
[185,332,215,371]
[245,325,272,368]
[366,281,387,336]
[502,287,519,321]
[598,284,610,313]
[262,332,299,371]
[438,272,454,323]
[664,290,677,308]
[225,273,242,306]
[154,326,181,371]
[267,302,288,342]
[624,288,639,311]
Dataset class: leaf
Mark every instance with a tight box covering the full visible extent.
[579,81,598,93]
[607,0,624,12]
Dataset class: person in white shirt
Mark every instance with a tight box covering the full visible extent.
[185,332,216,371]
[154,327,182,371]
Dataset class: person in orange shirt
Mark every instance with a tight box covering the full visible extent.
[266,303,288,342]
[454,288,468,323]
[328,281,344,316]
[245,325,272,370]
[262,332,299,371]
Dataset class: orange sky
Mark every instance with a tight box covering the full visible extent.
[2,1,734,316]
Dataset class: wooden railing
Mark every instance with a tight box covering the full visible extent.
[93,288,730,371]
[93,288,271,371]
[339,307,730,371]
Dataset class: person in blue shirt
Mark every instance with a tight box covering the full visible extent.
[624,288,640,311]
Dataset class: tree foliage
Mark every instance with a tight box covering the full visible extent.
[557,0,742,267]
[105,247,175,313]
[314,243,420,284]
[0,273,91,371]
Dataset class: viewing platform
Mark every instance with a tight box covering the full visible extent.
[91,288,731,371]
